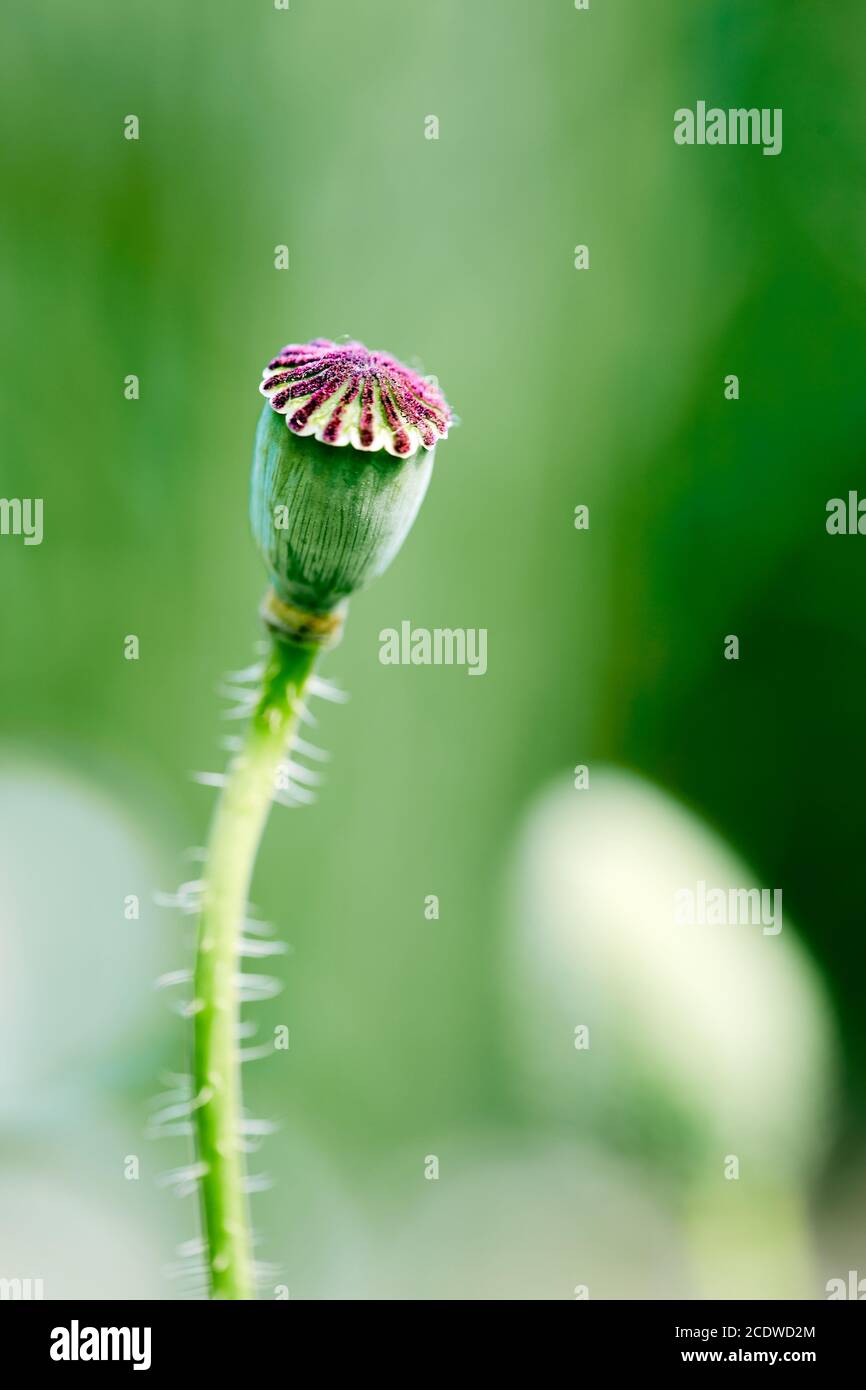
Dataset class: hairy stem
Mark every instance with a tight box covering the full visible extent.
[193,634,318,1299]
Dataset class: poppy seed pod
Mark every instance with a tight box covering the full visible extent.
[250,339,452,641]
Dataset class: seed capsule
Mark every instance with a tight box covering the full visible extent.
[250,339,453,628]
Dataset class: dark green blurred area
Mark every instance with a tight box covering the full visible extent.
[1,0,865,1296]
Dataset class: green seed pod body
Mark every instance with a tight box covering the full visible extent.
[251,402,435,616]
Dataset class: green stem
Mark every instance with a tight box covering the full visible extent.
[193,634,318,1299]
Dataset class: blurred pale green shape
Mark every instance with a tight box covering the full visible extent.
[0,758,171,1116]
[507,769,839,1295]
[507,768,836,1184]
[0,761,181,1296]
[0,1121,169,1300]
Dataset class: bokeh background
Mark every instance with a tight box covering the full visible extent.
[1,0,865,1299]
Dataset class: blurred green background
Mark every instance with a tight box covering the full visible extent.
[1,0,865,1299]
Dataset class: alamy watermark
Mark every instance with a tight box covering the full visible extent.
[50,1320,151,1371]
[826,493,866,534]
[674,880,782,936]
[379,622,487,676]
[0,1276,44,1299]
[826,1270,865,1299]
[0,497,43,545]
[674,102,782,157]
